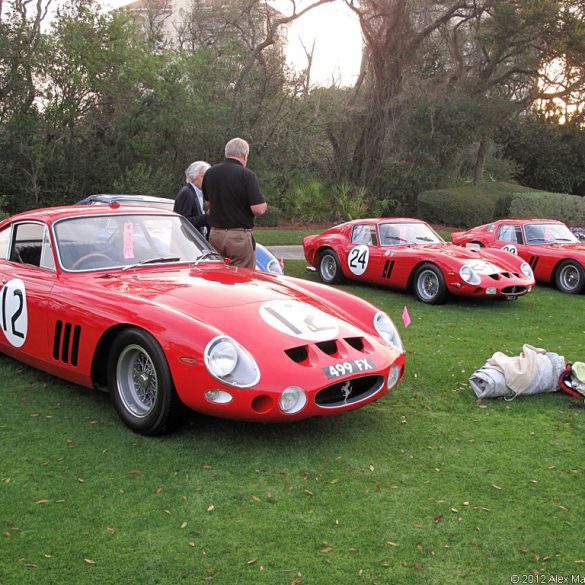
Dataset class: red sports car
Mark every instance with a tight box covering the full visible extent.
[0,206,405,434]
[451,219,585,294]
[303,218,535,304]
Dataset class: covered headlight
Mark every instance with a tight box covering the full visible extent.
[279,386,307,414]
[520,262,534,280]
[266,258,283,274]
[374,312,403,352]
[459,265,481,285]
[204,336,260,388]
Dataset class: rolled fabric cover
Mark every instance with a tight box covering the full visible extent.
[469,351,565,399]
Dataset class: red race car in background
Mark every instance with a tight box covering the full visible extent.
[451,219,585,294]
[0,206,405,435]
[303,218,535,304]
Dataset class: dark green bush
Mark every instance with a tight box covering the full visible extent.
[255,206,281,227]
[509,192,585,225]
[417,182,544,227]
[417,189,496,227]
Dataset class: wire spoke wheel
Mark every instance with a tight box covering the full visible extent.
[556,260,585,294]
[414,263,447,304]
[117,344,159,418]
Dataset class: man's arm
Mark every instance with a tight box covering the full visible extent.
[251,202,267,216]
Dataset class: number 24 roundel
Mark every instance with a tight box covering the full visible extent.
[1,279,28,348]
[348,245,369,276]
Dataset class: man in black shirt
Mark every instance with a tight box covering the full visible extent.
[202,138,267,268]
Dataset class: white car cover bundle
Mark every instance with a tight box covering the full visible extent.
[469,344,566,399]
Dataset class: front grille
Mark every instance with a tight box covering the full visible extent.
[502,285,528,296]
[316,375,384,408]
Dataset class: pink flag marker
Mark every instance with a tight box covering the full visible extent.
[402,305,411,328]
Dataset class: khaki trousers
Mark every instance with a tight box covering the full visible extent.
[209,228,256,269]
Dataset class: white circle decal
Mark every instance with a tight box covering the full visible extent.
[347,245,369,276]
[1,278,28,347]
[502,244,518,255]
[259,300,339,341]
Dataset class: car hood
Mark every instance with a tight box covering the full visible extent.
[400,244,522,270]
[90,264,371,340]
[536,242,585,254]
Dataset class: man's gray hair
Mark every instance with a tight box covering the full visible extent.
[225,137,249,159]
[185,160,210,183]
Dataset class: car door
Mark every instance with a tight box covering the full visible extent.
[0,221,56,366]
[344,224,381,283]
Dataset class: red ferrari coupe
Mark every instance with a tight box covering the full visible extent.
[451,219,585,294]
[303,218,535,304]
[0,206,405,434]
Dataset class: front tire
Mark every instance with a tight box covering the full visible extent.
[413,263,447,304]
[318,250,343,284]
[108,328,184,435]
[555,260,585,294]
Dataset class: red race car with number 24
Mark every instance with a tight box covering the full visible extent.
[451,219,585,295]
[0,206,405,435]
[303,218,535,304]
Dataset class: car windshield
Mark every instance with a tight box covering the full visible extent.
[54,213,221,271]
[379,222,443,246]
[524,223,579,245]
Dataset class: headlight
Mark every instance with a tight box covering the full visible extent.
[279,386,307,414]
[520,262,534,280]
[204,336,260,388]
[459,265,481,285]
[374,312,403,352]
[266,258,283,274]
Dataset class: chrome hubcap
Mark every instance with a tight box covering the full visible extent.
[418,270,438,300]
[117,344,158,418]
[560,265,579,291]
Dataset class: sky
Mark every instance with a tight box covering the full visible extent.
[100,0,363,86]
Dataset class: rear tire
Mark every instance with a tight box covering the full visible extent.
[413,263,447,304]
[555,260,585,294]
[108,327,185,435]
[318,250,343,284]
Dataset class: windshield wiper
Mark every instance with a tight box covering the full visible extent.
[416,236,436,242]
[384,236,409,244]
[122,256,180,271]
[192,251,224,265]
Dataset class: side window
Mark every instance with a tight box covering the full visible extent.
[351,225,378,246]
[10,222,53,269]
[40,229,55,270]
[498,225,523,244]
[0,226,10,259]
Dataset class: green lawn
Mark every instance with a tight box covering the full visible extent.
[255,228,323,246]
[1,260,584,584]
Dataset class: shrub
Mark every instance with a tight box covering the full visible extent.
[417,182,544,227]
[509,192,585,225]
[255,206,281,227]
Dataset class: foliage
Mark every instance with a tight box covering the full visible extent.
[498,115,585,196]
[417,181,544,227]
[112,164,176,198]
[254,205,281,227]
[331,182,369,221]
[509,192,585,225]
[1,266,584,584]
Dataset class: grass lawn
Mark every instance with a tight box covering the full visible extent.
[255,228,324,246]
[1,260,584,584]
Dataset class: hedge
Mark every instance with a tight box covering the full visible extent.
[417,182,546,228]
[509,192,585,225]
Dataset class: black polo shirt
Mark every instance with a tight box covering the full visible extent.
[202,158,265,229]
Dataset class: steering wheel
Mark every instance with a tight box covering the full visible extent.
[70,252,113,270]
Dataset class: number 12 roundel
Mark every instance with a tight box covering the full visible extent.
[347,245,369,276]
[1,279,28,348]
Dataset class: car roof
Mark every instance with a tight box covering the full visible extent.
[496,218,566,225]
[1,205,176,225]
[79,194,174,205]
